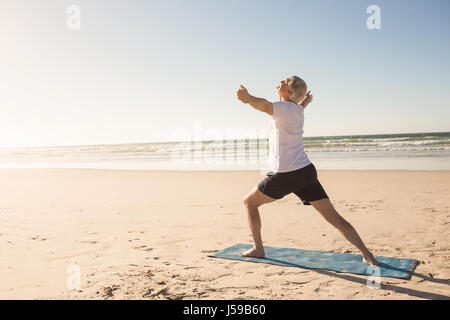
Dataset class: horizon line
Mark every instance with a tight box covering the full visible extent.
[0,130,448,150]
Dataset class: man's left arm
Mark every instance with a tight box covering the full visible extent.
[300,91,313,109]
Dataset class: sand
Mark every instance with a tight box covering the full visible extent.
[0,168,448,300]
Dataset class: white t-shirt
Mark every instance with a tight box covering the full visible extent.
[267,101,311,173]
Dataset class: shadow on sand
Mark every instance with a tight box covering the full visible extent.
[236,258,449,300]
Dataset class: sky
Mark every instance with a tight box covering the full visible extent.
[0,0,449,148]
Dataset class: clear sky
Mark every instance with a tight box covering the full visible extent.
[0,0,449,148]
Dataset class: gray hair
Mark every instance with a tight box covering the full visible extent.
[287,76,307,104]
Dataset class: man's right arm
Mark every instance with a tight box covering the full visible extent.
[247,95,273,116]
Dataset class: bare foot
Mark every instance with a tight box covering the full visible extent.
[362,252,379,266]
[238,247,265,258]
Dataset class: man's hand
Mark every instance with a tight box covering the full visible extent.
[301,90,313,108]
[237,85,252,104]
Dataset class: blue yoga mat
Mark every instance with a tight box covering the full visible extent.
[208,243,418,280]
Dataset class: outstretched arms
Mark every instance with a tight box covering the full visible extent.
[237,85,273,116]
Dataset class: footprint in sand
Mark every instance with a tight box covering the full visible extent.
[214,273,232,279]
[80,240,98,245]
[142,289,153,298]
[284,281,309,286]
[152,287,169,297]
[102,285,120,298]
[29,235,48,241]
[134,245,153,252]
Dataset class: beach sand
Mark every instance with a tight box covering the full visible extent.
[0,168,448,300]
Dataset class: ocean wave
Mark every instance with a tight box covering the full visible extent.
[1,133,449,161]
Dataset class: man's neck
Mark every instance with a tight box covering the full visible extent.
[280,98,296,104]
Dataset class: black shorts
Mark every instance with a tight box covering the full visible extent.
[257,163,329,205]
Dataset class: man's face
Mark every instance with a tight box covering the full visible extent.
[276,77,292,98]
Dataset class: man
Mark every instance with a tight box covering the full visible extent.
[236,75,378,265]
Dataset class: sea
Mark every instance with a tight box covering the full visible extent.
[0,132,448,171]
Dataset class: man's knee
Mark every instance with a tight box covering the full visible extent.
[243,192,263,208]
[243,195,259,209]
[243,187,277,209]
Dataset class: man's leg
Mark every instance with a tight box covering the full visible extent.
[239,186,277,258]
[310,198,379,265]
